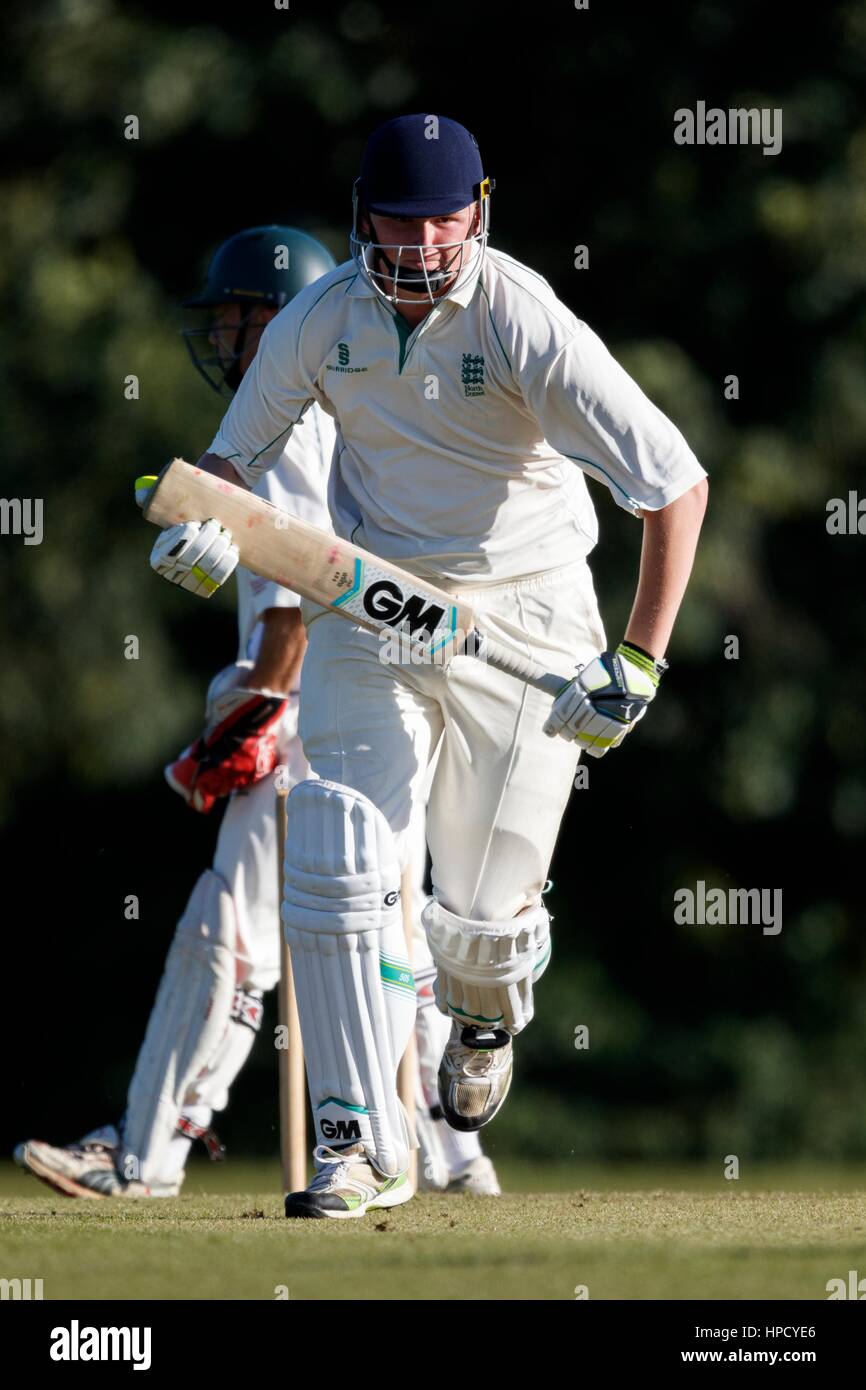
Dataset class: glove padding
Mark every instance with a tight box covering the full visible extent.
[165,663,289,813]
[543,641,667,757]
[150,518,239,597]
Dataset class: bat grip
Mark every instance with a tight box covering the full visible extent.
[470,631,569,698]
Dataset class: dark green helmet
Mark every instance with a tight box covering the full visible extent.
[181,225,337,394]
[183,225,337,309]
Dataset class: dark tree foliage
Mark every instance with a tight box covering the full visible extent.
[3,0,864,1160]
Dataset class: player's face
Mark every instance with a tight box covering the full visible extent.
[208,303,275,376]
[368,204,479,298]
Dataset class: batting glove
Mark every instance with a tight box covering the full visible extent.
[543,641,667,757]
[165,663,290,813]
[150,518,239,597]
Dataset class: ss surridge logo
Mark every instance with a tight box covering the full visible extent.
[461,352,484,395]
[327,342,368,373]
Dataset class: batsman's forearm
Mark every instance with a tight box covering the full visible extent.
[624,477,708,661]
[195,451,251,488]
[250,607,307,694]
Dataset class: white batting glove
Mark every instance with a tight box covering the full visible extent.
[150,518,239,597]
[543,641,667,757]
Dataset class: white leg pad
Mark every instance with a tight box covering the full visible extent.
[282,780,416,1176]
[182,984,263,1112]
[123,870,240,1185]
[421,896,551,1035]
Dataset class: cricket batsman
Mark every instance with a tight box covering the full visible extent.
[14,221,499,1199]
[142,114,708,1220]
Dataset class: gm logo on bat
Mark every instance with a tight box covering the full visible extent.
[362,580,447,640]
[332,559,460,655]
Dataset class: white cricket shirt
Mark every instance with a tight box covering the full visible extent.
[210,247,706,587]
[236,402,335,662]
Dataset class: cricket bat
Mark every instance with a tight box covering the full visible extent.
[143,458,565,697]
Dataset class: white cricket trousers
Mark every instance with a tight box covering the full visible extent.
[299,557,607,922]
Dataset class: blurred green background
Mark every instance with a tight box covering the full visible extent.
[2,0,865,1168]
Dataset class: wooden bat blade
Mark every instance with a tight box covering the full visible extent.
[144,458,471,660]
[144,458,564,696]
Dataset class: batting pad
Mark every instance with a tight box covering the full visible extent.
[422,897,551,1034]
[281,780,416,1176]
[124,869,239,1186]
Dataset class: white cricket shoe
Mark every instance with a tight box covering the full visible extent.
[438,1024,514,1131]
[12,1125,177,1199]
[284,1143,413,1220]
[444,1155,502,1195]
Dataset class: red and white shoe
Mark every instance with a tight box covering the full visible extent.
[12,1125,174,1199]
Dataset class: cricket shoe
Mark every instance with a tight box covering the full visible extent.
[284,1143,413,1220]
[444,1155,502,1195]
[438,1024,513,1132]
[12,1125,176,1199]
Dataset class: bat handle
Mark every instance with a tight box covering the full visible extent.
[469,632,569,698]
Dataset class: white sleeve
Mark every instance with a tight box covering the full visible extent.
[519,322,706,514]
[208,304,317,487]
[235,408,335,654]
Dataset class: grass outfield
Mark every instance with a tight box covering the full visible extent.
[1,1159,865,1300]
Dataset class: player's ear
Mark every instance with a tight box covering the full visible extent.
[246,305,276,330]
